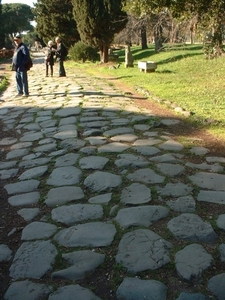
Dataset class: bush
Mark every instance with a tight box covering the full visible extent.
[69,41,99,62]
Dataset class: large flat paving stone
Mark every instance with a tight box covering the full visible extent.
[189,172,225,191]
[84,171,122,192]
[207,273,225,300]
[8,191,40,206]
[45,186,84,207]
[115,154,149,168]
[116,229,172,273]
[21,221,58,240]
[4,280,52,300]
[4,180,40,195]
[48,285,102,300]
[47,166,82,186]
[116,277,167,300]
[120,183,151,205]
[51,204,103,225]
[9,240,58,280]
[18,165,48,180]
[197,190,225,205]
[175,244,212,281]
[51,250,105,280]
[167,213,218,243]
[54,222,116,247]
[115,205,169,228]
[127,168,165,184]
[0,244,12,262]
[79,156,109,170]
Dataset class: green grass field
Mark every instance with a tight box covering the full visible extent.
[69,44,225,141]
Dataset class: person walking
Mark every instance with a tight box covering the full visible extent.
[44,40,55,77]
[55,36,67,77]
[12,35,30,97]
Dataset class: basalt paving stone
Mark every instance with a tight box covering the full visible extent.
[17,207,40,222]
[54,153,80,167]
[103,127,134,137]
[79,156,109,170]
[185,162,224,172]
[207,273,225,300]
[189,172,225,191]
[4,280,52,300]
[21,221,58,240]
[158,139,184,151]
[167,213,218,243]
[46,166,82,186]
[4,180,40,195]
[6,148,29,160]
[120,183,151,205]
[115,205,169,228]
[156,162,185,177]
[0,244,12,262]
[45,186,84,207]
[157,182,193,197]
[132,145,161,156]
[9,240,58,280]
[197,190,225,204]
[51,250,105,281]
[60,138,86,150]
[115,154,149,168]
[51,204,103,226]
[116,277,168,300]
[217,214,225,230]
[126,168,165,184]
[0,168,18,180]
[0,160,17,170]
[18,165,48,180]
[166,195,196,212]
[0,137,18,145]
[88,193,112,204]
[48,285,102,300]
[8,191,40,206]
[85,136,108,145]
[175,244,213,282]
[84,171,122,192]
[54,222,116,247]
[116,229,172,273]
[176,292,208,300]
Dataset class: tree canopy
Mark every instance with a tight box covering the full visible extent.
[34,0,80,47]
[2,3,34,41]
[72,0,128,62]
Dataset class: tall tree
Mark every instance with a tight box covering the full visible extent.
[34,0,80,47]
[0,0,4,48]
[124,0,170,51]
[72,0,128,63]
[1,3,34,43]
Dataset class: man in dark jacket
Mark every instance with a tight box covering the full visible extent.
[55,36,67,77]
[12,35,30,97]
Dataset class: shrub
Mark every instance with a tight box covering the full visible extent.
[69,41,99,62]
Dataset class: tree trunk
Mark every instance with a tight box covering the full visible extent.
[154,25,163,52]
[99,44,109,63]
[141,26,148,50]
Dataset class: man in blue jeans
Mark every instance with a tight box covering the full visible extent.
[12,35,30,97]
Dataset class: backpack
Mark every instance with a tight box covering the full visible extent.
[25,56,33,71]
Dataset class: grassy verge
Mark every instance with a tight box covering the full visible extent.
[66,44,225,141]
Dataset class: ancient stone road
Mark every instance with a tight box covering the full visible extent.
[0,53,225,299]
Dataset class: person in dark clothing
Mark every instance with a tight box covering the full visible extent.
[55,36,67,77]
[12,35,30,97]
[44,40,55,77]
